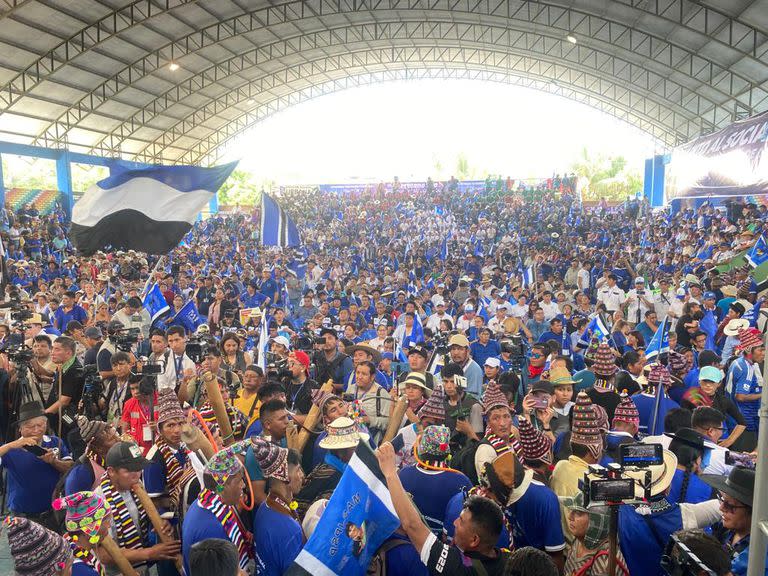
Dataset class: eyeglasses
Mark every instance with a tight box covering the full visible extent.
[717,493,749,513]
[530,353,544,359]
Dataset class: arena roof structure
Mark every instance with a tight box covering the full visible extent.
[0,0,766,166]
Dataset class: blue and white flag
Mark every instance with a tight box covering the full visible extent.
[575,316,610,350]
[742,298,764,328]
[256,306,269,371]
[142,283,170,323]
[71,161,237,255]
[645,316,670,363]
[522,265,535,289]
[286,442,399,576]
[746,234,768,268]
[261,192,301,247]
[700,309,718,350]
[171,300,204,334]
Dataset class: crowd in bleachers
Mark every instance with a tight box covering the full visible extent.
[0,179,764,576]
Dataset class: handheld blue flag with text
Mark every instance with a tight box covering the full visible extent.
[746,234,768,268]
[286,442,400,576]
[261,192,301,247]
[171,300,204,334]
[143,283,170,323]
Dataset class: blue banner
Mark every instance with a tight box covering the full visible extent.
[287,443,399,576]
[143,283,170,323]
[171,300,203,334]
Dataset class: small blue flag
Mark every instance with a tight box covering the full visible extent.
[645,316,670,363]
[143,283,170,323]
[746,234,768,268]
[261,192,301,247]
[742,298,764,328]
[171,300,203,334]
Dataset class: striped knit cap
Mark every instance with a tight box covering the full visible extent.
[570,392,602,459]
[417,385,446,422]
[156,389,185,426]
[612,393,640,428]
[592,343,617,377]
[4,516,72,575]
[517,417,552,464]
[738,327,763,352]
[647,364,672,389]
[482,380,510,414]
[76,414,108,444]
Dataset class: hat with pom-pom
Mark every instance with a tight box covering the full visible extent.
[612,393,640,428]
[249,436,289,482]
[53,491,110,542]
[517,418,552,464]
[156,388,185,426]
[76,414,108,444]
[417,385,446,422]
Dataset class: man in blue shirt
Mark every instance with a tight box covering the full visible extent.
[538,317,566,346]
[258,268,278,304]
[52,290,88,332]
[0,401,73,529]
[469,328,501,367]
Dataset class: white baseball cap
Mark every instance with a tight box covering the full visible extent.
[272,335,291,349]
[484,357,501,368]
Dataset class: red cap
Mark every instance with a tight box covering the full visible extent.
[291,350,311,374]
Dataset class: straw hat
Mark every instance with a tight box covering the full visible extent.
[345,342,381,365]
[318,416,368,450]
[402,372,431,398]
[549,366,576,386]
[623,449,678,499]
[724,318,750,336]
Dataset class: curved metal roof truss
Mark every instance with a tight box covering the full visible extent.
[0,0,765,164]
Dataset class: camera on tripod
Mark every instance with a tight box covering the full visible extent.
[114,328,141,352]
[266,351,288,376]
[581,443,663,506]
[79,363,104,419]
[294,327,323,352]
[500,335,527,371]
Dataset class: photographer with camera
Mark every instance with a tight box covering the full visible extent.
[616,447,721,576]
[112,296,152,339]
[96,320,126,379]
[44,335,84,437]
[102,351,136,426]
[187,346,241,408]
[312,327,353,393]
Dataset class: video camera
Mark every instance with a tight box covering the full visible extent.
[185,337,210,364]
[114,327,141,352]
[80,363,103,418]
[662,534,720,576]
[581,443,663,506]
[0,340,34,365]
[295,326,324,353]
[500,335,527,372]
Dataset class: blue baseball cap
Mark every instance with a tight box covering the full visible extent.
[699,366,724,383]
[381,352,394,360]
[703,291,717,300]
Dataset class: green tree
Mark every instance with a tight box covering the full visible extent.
[218,169,261,206]
[570,148,642,201]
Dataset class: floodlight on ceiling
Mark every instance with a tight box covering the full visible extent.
[566,34,577,44]
[168,62,180,72]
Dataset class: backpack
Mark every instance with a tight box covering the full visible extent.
[452,438,482,485]
[366,538,409,576]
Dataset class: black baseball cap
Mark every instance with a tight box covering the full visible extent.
[407,344,429,360]
[106,441,150,471]
[531,380,554,395]
[319,327,338,338]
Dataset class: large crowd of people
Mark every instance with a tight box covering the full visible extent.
[0,178,764,576]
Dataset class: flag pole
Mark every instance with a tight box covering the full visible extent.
[141,255,165,298]
[650,317,669,434]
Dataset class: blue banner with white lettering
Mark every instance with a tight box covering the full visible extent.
[286,443,399,576]
[171,300,204,334]
[143,283,170,322]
